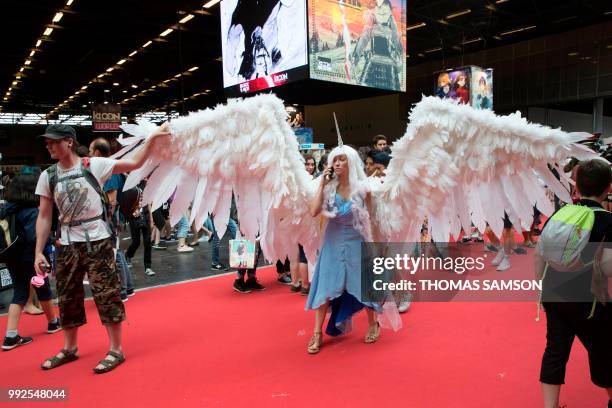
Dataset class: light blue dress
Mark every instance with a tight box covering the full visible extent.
[305,194,380,336]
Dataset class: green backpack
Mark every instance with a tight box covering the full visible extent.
[536,204,609,320]
[536,204,607,272]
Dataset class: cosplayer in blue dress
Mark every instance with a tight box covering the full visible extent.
[306,193,381,336]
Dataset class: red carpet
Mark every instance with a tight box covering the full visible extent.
[0,252,603,408]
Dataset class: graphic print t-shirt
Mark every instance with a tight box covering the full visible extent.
[36,157,116,244]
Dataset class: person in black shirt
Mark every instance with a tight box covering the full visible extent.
[536,159,612,408]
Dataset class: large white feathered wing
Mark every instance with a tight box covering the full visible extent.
[375,96,601,242]
[116,94,322,263]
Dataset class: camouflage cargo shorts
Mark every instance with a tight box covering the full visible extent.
[55,237,125,328]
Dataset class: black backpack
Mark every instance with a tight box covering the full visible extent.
[117,184,143,221]
[0,211,21,263]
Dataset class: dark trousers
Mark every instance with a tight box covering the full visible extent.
[540,302,612,388]
[126,221,152,269]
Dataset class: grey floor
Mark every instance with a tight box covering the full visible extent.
[0,233,272,314]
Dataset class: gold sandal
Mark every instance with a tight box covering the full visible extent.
[307,332,323,354]
[364,322,380,344]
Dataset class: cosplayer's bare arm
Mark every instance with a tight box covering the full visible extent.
[310,166,333,217]
[113,124,171,174]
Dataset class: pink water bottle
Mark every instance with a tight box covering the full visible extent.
[31,263,50,288]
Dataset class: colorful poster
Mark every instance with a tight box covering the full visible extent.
[220,0,308,93]
[470,67,493,110]
[229,239,257,269]
[308,0,406,92]
[435,69,471,105]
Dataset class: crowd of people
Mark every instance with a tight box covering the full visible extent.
[0,125,610,408]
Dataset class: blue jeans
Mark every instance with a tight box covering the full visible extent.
[205,217,237,266]
[177,216,190,239]
[116,249,133,296]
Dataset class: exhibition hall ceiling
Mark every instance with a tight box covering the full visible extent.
[0,0,610,115]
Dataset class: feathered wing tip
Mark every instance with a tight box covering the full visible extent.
[117,93,323,263]
[373,95,603,243]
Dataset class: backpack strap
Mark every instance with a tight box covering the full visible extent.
[47,164,58,196]
[53,158,113,252]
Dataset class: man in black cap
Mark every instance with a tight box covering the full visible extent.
[34,123,170,374]
[367,150,391,179]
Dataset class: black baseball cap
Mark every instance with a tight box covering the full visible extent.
[39,124,77,141]
[369,150,391,167]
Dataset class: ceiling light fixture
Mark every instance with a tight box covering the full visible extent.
[81,85,88,90]
[179,14,195,24]
[424,47,442,53]
[36,39,42,47]
[446,9,471,19]
[143,40,153,48]
[461,37,482,45]
[203,0,221,8]
[188,66,199,72]
[19,68,24,72]
[24,60,31,65]
[496,0,510,3]
[52,12,64,23]
[117,59,126,65]
[113,82,119,86]
[500,25,536,36]
[160,28,174,37]
[407,22,426,31]
[129,50,138,57]
[131,84,138,88]
[66,0,75,5]
[29,50,36,57]
[106,67,114,72]
[43,27,53,36]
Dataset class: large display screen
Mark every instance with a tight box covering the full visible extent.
[221,0,308,94]
[308,0,406,92]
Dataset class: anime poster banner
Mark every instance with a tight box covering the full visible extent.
[434,66,493,110]
[308,0,406,92]
[220,0,308,92]
[435,68,471,104]
[470,67,493,110]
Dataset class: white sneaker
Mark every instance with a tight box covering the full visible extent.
[496,256,510,271]
[491,249,505,266]
[177,245,194,253]
[145,268,156,276]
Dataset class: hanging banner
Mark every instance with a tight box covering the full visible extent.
[308,0,407,92]
[92,104,121,132]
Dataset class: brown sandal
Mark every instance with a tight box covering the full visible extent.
[307,332,323,354]
[41,348,79,370]
[93,350,125,374]
[364,322,380,343]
